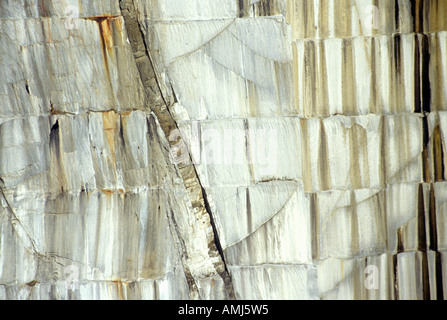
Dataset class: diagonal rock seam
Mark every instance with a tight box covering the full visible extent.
[118,0,235,299]
[0,185,73,290]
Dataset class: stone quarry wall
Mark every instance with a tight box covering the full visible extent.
[0,0,446,300]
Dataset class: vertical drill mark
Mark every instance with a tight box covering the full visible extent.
[421,34,431,113]
[393,254,399,300]
[395,0,400,32]
[246,188,252,234]
[397,227,404,254]
[414,35,421,113]
[342,38,356,115]
[370,38,378,113]
[310,193,320,260]
[421,251,431,300]
[428,184,438,251]
[300,118,313,192]
[428,185,444,300]
[417,183,427,251]
[433,125,446,182]
[304,41,316,116]
[410,0,417,32]
[435,251,444,300]
[422,115,430,182]
[393,34,401,75]
[410,0,423,33]
[238,0,245,17]
[318,119,331,190]
[349,191,360,255]
[244,119,255,184]
[393,35,402,112]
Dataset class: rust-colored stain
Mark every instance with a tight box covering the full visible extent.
[84,15,122,92]
[38,0,50,17]
[110,279,126,300]
[98,19,112,84]
[102,111,119,174]
[99,19,113,52]
[47,19,52,44]
[85,15,122,54]
[26,280,38,287]
[100,188,127,195]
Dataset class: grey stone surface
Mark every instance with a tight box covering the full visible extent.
[1,0,447,300]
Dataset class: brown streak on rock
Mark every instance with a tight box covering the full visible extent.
[38,0,50,17]
[417,183,427,251]
[433,125,445,182]
[84,16,121,91]
[102,111,119,173]
[101,189,115,195]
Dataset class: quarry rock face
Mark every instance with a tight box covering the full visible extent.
[0,0,446,300]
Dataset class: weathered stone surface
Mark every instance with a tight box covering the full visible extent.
[1,0,447,300]
[0,0,233,300]
[135,0,447,300]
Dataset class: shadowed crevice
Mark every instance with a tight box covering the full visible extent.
[118,0,235,300]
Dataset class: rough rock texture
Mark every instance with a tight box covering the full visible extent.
[0,0,231,300]
[1,0,446,300]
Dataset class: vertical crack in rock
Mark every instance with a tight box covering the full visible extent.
[417,184,430,299]
[0,187,40,257]
[428,184,444,300]
[414,35,422,113]
[201,185,234,298]
[433,124,446,182]
[118,0,234,299]
[237,0,279,17]
[420,34,431,114]
[422,115,430,182]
